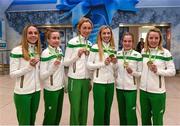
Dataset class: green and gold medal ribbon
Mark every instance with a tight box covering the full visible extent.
[147,48,158,66]
[122,49,132,68]
[48,46,61,60]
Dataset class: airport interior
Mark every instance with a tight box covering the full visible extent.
[0,0,180,125]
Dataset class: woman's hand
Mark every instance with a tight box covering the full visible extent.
[30,58,39,67]
[111,57,117,64]
[126,67,133,74]
[150,64,157,73]
[54,60,61,66]
[105,57,111,65]
[78,48,85,57]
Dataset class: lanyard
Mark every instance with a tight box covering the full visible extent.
[123,49,132,63]
[103,44,112,56]
[79,36,88,49]
[29,48,37,58]
[148,48,158,62]
[48,46,61,59]
[122,49,132,68]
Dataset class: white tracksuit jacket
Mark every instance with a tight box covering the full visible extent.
[64,35,92,79]
[40,46,64,91]
[116,49,142,90]
[140,48,176,93]
[10,45,41,94]
[87,43,116,84]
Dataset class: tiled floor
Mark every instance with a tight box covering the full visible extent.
[0,74,180,125]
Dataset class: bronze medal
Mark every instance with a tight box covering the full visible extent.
[109,54,115,58]
[85,50,90,56]
[57,55,61,61]
[124,61,129,68]
[147,60,153,67]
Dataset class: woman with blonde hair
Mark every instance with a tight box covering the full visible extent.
[87,25,116,125]
[64,17,93,125]
[140,28,175,125]
[10,24,41,125]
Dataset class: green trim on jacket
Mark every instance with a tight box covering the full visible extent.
[142,54,173,61]
[41,54,63,62]
[117,56,142,61]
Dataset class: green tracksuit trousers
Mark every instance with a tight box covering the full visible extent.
[116,89,137,125]
[14,91,40,125]
[68,77,90,125]
[93,83,114,125]
[140,90,166,125]
[43,88,64,125]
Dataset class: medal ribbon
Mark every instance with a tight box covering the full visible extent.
[123,49,132,63]
[148,48,158,62]
[29,46,38,58]
[103,43,112,56]
[79,35,89,49]
[48,46,61,59]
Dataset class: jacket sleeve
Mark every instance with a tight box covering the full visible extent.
[157,51,176,76]
[10,57,33,78]
[87,51,105,70]
[63,46,79,66]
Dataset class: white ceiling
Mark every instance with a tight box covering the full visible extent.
[136,0,180,8]
[0,0,13,19]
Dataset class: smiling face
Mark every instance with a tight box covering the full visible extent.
[48,32,60,48]
[148,31,160,48]
[123,34,133,51]
[27,26,39,44]
[101,28,111,44]
[79,22,92,38]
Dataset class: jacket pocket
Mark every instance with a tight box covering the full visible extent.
[73,62,76,73]
[159,75,162,88]
[133,76,136,85]
[20,75,24,88]
[96,69,99,78]
[50,75,53,86]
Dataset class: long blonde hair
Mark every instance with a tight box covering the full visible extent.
[97,25,115,61]
[21,24,41,61]
[144,28,163,52]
